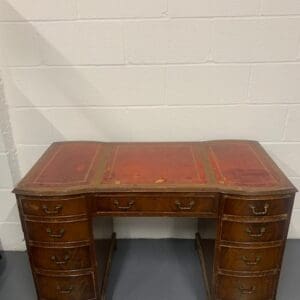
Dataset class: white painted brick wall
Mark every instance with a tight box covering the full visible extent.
[0,23,42,66]
[77,0,168,19]
[261,0,300,15]
[0,0,77,21]
[212,18,300,62]
[0,1,300,250]
[249,64,300,103]
[169,0,261,17]
[125,20,212,64]
[0,132,5,152]
[35,22,124,65]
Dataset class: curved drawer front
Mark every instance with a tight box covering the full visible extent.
[36,273,96,300]
[21,196,87,218]
[219,245,282,272]
[30,245,92,271]
[223,196,291,218]
[217,274,276,300]
[26,220,90,243]
[221,220,286,243]
[94,195,218,214]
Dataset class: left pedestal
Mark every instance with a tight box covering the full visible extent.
[16,194,114,300]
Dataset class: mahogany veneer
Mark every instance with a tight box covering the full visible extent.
[13,140,297,300]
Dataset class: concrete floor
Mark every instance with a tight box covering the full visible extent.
[0,239,299,300]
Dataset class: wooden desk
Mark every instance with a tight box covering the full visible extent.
[13,140,297,300]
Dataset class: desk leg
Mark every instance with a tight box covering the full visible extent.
[99,232,117,300]
[196,232,214,300]
[91,217,116,300]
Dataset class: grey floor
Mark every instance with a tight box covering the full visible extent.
[0,239,299,300]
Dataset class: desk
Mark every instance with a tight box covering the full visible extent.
[14,140,297,300]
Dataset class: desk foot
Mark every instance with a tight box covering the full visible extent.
[195,233,215,300]
[100,232,117,300]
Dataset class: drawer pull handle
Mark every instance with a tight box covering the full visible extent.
[114,200,135,210]
[42,205,63,215]
[51,254,70,265]
[46,228,65,239]
[239,285,256,294]
[175,200,195,211]
[246,226,266,238]
[249,203,269,216]
[57,285,73,294]
[241,255,261,265]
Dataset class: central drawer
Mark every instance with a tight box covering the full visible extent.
[93,194,218,215]
[36,273,96,300]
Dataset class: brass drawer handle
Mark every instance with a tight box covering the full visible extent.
[239,285,256,294]
[57,285,73,294]
[175,200,195,211]
[241,255,261,266]
[249,203,269,216]
[46,228,65,239]
[114,200,135,210]
[51,254,70,265]
[42,205,63,215]
[246,226,266,238]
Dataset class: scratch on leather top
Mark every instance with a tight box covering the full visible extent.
[101,144,207,185]
[208,142,279,187]
[33,142,102,185]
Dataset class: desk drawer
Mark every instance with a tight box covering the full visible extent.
[219,245,282,272]
[26,219,90,243]
[217,274,276,300]
[30,245,92,271]
[221,220,286,243]
[36,273,96,300]
[94,195,218,214]
[223,196,291,218]
[21,196,87,218]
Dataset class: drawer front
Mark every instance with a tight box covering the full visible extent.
[94,195,218,214]
[30,245,91,271]
[26,220,90,243]
[219,245,282,272]
[22,196,87,217]
[36,273,96,300]
[221,220,286,243]
[217,274,276,300]
[223,196,291,217]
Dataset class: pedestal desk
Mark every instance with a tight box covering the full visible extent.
[13,140,297,300]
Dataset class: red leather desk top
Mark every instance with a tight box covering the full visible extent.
[14,140,296,196]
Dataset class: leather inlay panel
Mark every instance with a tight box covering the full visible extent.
[101,144,206,185]
[33,143,101,186]
[209,142,279,187]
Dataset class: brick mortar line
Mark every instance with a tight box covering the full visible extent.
[1,15,300,23]
[4,61,300,68]
[282,107,291,141]
[9,104,297,109]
